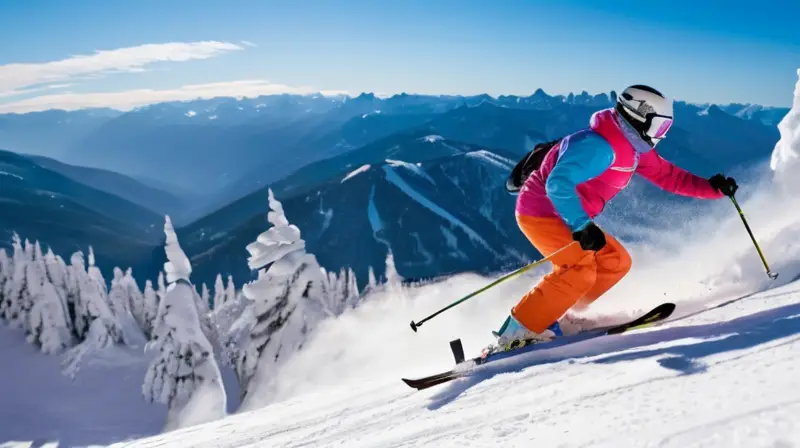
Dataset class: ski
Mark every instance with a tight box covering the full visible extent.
[401,302,676,390]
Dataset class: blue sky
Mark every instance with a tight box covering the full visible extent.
[0,0,798,112]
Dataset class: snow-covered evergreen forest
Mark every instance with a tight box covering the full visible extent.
[0,189,393,430]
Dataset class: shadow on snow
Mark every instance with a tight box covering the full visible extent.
[425,297,800,410]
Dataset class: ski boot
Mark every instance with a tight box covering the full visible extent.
[482,314,562,356]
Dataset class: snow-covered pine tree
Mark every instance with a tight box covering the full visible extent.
[210,289,252,369]
[157,271,167,302]
[43,249,75,335]
[358,266,380,299]
[16,239,46,327]
[234,189,329,409]
[43,248,68,294]
[346,268,359,308]
[191,280,217,349]
[0,249,8,315]
[66,251,91,339]
[61,251,125,379]
[384,250,403,289]
[2,234,28,326]
[212,274,225,310]
[225,275,235,306]
[142,215,226,431]
[107,267,146,346]
[108,267,128,318]
[86,246,108,305]
[124,268,147,333]
[201,283,210,311]
[193,284,209,315]
[321,267,361,315]
[26,273,73,355]
[141,279,159,339]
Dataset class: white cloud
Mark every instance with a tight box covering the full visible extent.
[0,83,75,99]
[241,40,257,47]
[0,41,244,97]
[0,79,349,113]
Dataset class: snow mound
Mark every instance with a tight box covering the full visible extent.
[770,68,800,185]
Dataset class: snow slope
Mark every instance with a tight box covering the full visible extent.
[0,325,165,447]
[112,282,800,447]
[770,68,800,189]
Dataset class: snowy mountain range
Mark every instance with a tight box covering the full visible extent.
[0,89,789,291]
[179,132,533,289]
[26,153,187,216]
[2,90,785,215]
[0,149,163,278]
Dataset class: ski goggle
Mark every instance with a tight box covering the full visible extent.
[645,114,673,139]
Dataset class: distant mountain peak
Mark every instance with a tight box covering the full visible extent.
[466,98,497,109]
[354,92,377,101]
[419,135,444,143]
[531,88,549,98]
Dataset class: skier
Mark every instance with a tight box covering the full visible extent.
[496,85,739,346]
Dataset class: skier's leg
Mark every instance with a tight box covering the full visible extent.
[573,233,632,309]
[508,214,598,335]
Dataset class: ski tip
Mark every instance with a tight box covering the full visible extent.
[401,378,422,389]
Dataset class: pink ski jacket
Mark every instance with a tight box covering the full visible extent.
[516,108,723,231]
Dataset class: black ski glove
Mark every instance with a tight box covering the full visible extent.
[709,174,738,197]
[572,222,606,251]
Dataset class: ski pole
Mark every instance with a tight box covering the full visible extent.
[730,195,778,280]
[409,242,577,332]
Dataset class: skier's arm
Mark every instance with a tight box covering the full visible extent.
[545,131,614,232]
[635,150,723,199]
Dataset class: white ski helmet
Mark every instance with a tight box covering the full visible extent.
[615,85,674,146]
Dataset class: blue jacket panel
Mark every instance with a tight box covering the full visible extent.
[544,129,615,232]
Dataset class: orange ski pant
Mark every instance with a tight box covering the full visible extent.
[511,214,632,333]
